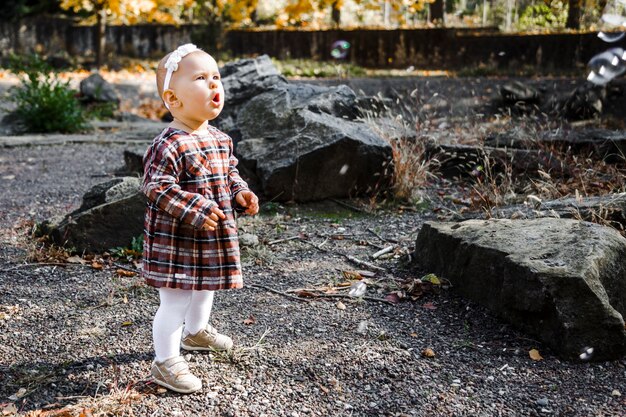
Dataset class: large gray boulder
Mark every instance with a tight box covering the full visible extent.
[40,177,145,253]
[217,56,392,202]
[414,218,626,361]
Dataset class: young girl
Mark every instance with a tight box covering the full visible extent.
[142,44,259,394]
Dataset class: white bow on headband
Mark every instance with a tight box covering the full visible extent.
[163,43,200,109]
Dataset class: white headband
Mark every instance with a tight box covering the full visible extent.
[162,43,200,109]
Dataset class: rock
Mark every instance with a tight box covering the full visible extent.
[215,56,392,202]
[426,143,560,179]
[115,150,144,176]
[78,177,141,211]
[239,233,259,247]
[39,177,145,253]
[541,128,626,163]
[235,83,392,201]
[500,81,541,104]
[79,73,120,104]
[217,55,288,142]
[481,193,626,230]
[561,84,606,120]
[414,218,626,361]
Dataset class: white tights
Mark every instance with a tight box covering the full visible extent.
[152,287,215,362]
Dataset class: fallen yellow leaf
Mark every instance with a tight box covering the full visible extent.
[422,348,436,358]
[121,321,133,327]
[116,269,136,277]
[529,348,543,361]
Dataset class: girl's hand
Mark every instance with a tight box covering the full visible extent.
[201,205,226,231]
[236,191,259,215]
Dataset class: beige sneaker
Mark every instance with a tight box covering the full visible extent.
[181,325,234,351]
[151,356,202,394]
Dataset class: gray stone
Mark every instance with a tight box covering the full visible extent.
[78,177,141,211]
[239,233,260,247]
[234,84,392,201]
[426,143,560,179]
[217,55,288,141]
[40,177,145,253]
[467,193,626,232]
[215,56,392,201]
[414,218,626,361]
[500,81,541,104]
[79,73,120,104]
[541,128,626,163]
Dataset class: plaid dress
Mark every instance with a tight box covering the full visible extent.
[141,126,249,291]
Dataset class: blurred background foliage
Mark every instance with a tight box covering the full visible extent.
[0,0,612,32]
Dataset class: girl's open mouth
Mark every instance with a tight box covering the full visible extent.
[212,93,220,103]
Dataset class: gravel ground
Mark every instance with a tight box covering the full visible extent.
[0,76,625,416]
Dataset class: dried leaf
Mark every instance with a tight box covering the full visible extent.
[91,261,103,270]
[318,384,330,394]
[116,269,136,277]
[410,332,418,338]
[121,321,133,327]
[2,403,18,416]
[295,290,318,298]
[384,292,401,304]
[336,281,352,287]
[422,302,437,310]
[243,315,256,325]
[336,301,346,310]
[529,349,543,361]
[342,270,362,280]
[422,348,436,358]
[66,255,86,264]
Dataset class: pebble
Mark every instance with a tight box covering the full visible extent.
[536,398,549,407]
[611,389,621,397]
[207,391,219,400]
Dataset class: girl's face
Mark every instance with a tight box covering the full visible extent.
[168,51,224,123]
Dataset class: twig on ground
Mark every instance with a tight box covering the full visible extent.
[248,284,313,302]
[255,284,393,305]
[343,254,387,272]
[367,228,398,244]
[299,238,387,271]
[112,262,138,273]
[268,236,301,246]
[0,262,81,272]
[371,246,395,259]
[305,292,394,305]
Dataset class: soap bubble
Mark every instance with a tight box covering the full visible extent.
[331,40,351,59]
[598,32,625,43]
[601,13,626,26]
[579,346,594,361]
[339,164,349,175]
[586,47,626,85]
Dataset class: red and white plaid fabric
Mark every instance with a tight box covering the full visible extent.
[141,127,249,291]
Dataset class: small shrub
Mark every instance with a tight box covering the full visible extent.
[7,54,88,133]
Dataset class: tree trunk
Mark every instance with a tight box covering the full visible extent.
[95,8,107,68]
[566,0,581,30]
[430,0,445,25]
[331,1,341,28]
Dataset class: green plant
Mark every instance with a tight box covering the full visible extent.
[518,2,567,30]
[111,235,143,261]
[7,54,88,133]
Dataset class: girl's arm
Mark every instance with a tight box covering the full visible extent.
[143,140,218,229]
